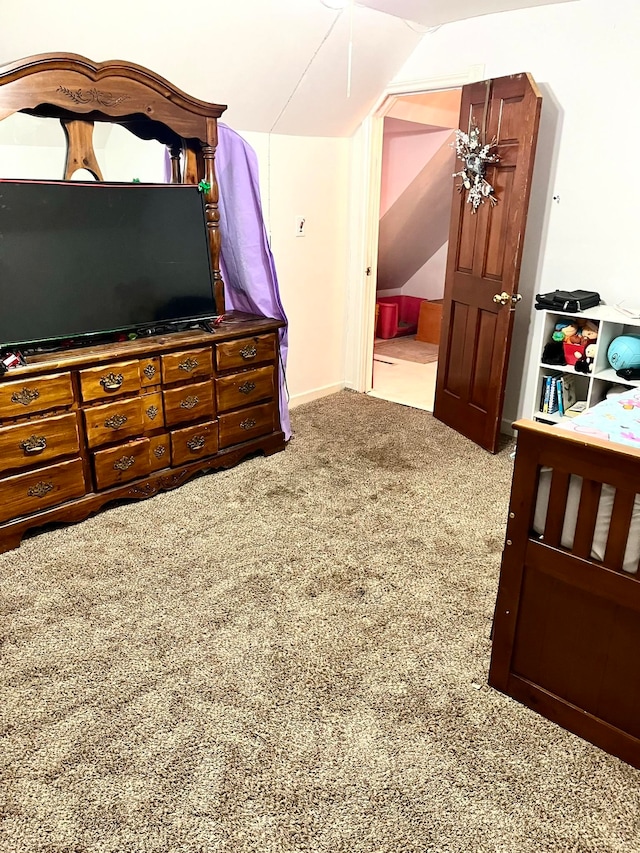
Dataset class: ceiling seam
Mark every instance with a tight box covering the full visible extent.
[269,10,343,134]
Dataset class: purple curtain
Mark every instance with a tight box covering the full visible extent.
[164,124,290,439]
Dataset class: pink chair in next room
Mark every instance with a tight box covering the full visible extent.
[375,295,425,340]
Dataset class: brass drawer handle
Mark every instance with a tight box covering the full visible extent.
[11,387,40,406]
[113,455,135,471]
[179,357,199,372]
[240,418,257,430]
[104,414,128,430]
[146,405,159,420]
[180,395,199,410]
[143,364,157,380]
[154,445,166,458]
[240,345,257,360]
[186,435,206,451]
[27,481,54,497]
[20,435,47,454]
[238,381,256,395]
[100,372,124,392]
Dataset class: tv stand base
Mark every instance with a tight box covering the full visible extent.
[0,312,286,554]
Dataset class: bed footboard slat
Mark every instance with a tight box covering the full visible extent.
[544,470,571,547]
[604,489,637,571]
[573,479,603,560]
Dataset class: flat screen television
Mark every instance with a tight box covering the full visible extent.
[0,179,218,349]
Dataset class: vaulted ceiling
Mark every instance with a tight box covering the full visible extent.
[0,0,575,137]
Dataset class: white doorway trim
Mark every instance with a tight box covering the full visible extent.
[345,65,485,394]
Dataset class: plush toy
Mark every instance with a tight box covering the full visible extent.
[542,340,566,365]
[575,342,597,373]
[559,322,579,342]
[581,320,598,342]
[564,341,586,366]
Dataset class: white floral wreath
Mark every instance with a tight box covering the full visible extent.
[452,125,499,212]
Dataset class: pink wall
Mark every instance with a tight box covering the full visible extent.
[379,119,453,217]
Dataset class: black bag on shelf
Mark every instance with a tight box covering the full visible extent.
[534,289,601,313]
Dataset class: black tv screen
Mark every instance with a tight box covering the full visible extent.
[0,179,217,348]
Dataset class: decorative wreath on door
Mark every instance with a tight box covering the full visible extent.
[452,125,499,212]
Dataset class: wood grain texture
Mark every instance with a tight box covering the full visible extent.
[215,365,275,414]
[435,73,542,453]
[489,419,640,769]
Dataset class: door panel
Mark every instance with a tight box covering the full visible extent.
[434,73,542,452]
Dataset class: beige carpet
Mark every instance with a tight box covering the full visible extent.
[374,336,439,364]
[1,391,639,853]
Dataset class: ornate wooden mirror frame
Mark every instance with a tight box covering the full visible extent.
[0,52,227,314]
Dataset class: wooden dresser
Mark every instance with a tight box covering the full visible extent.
[0,313,285,553]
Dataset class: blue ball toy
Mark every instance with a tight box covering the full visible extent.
[607,335,640,370]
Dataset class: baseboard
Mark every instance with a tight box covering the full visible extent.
[288,383,345,409]
[501,416,517,437]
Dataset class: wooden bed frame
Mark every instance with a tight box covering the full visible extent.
[489,419,640,769]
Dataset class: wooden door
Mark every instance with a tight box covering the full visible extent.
[433,73,542,453]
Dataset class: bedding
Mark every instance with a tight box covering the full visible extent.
[557,386,640,448]
[533,386,640,574]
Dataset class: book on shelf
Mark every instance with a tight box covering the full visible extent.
[540,372,562,414]
[548,375,559,414]
[564,400,588,418]
[561,375,578,411]
[555,376,565,415]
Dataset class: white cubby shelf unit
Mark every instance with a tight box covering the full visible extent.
[533,305,640,424]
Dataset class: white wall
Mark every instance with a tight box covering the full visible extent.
[387,0,640,427]
[239,131,351,408]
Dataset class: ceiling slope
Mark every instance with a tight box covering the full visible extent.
[359,0,576,28]
[0,0,576,137]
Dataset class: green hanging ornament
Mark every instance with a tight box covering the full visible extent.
[198,179,211,193]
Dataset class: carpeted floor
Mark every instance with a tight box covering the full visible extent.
[374,336,439,364]
[1,390,639,853]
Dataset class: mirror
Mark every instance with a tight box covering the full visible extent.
[0,112,167,182]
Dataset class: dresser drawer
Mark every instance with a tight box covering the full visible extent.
[215,334,277,372]
[163,381,214,427]
[216,366,275,414]
[0,412,80,471]
[141,391,164,430]
[218,402,275,449]
[149,433,170,472]
[79,360,141,402]
[0,458,85,524]
[0,372,74,419]
[84,397,145,448]
[139,356,161,388]
[170,421,218,466]
[162,348,213,385]
[93,438,150,490]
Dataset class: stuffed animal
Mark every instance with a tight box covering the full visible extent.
[559,322,579,342]
[564,341,586,366]
[554,319,598,347]
[575,342,597,373]
[542,341,567,365]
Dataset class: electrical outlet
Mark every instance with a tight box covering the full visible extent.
[295,216,306,237]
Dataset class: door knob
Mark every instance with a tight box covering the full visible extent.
[493,291,522,306]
